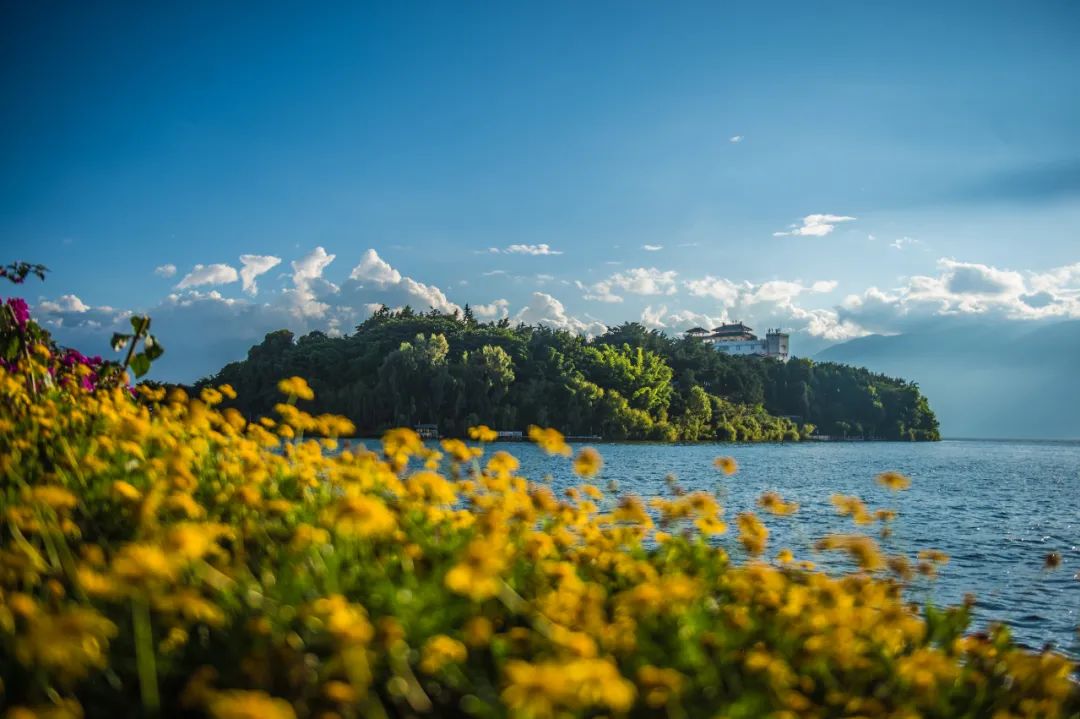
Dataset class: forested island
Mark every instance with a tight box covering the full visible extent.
[200,306,941,442]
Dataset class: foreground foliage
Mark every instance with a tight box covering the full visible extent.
[1,293,1075,718]
[203,309,940,441]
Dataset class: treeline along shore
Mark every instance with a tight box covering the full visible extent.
[199,306,941,442]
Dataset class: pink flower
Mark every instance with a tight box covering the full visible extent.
[5,298,29,331]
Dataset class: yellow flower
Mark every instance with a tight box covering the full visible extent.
[486,450,520,476]
[714,456,738,475]
[877,470,911,491]
[28,485,77,512]
[207,690,296,719]
[441,438,478,462]
[419,634,467,674]
[322,680,358,704]
[831,494,874,525]
[463,616,494,647]
[572,447,603,478]
[527,425,571,457]
[111,480,142,502]
[406,470,458,505]
[736,512,768,555]
[14,607,118,682]
[445,538,507,601]
[383,427,423,461]
[218,383,237,400]
[200,387,224,405]
[757,491,799,516]
[815,534,885,572]
[468,425,498,442]
[328,494,397,538]
[276,376,314,401]
[111,543,177,584]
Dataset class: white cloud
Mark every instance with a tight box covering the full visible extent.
[678,275,857,341]
[889,237,920,250]
[238,254,282,295]
[482,269,507,277]
[39,294,90,313]
[176,263,239,289]
[515,292,605,335]
[580,267,679,303]
[642,244,664,251]
[284,247,337,318]
[400,277,459,314]
[641,305,668,328]
[838,258,1080,332]
[154,264,177,278]
[729,135,744,143]
[773,214,856,238]
[493,244,563,256]
[684,276,740,305]
[473,299,510,319]
[342,248,461,315]
[350,248,402,284]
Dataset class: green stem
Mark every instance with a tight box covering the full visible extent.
[133,595,160,715]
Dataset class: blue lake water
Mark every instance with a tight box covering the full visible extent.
[365,438,1080,659]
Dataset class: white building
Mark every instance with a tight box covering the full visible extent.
[685,322,790,360]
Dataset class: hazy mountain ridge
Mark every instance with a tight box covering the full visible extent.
[815,320,1080,439]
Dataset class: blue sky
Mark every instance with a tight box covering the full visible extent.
[2,1,1079,381]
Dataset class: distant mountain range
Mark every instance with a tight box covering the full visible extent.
[814,320,1080,439]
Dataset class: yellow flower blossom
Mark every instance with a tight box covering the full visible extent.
[276,376,314,401]
[757,491,799,516]
[714,456,738,475]
[419,634,467,674]
[467,425,498,442]
[737,512,769,555]
[527,425,571,456]
[207,690,296,719]
[876,470,911,491]
[572,447,603,478]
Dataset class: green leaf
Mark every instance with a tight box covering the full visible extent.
[130,316,150,335]
[130,353,151,378]
[144,336,164,361]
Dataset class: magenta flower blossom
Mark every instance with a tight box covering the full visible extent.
[5,298,29,331]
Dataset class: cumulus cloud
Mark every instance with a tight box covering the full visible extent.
[154,264,177,278]
[642,244,664,251]
[515,292,605,335]
[342,249,461,315]
[579,267,678,303]
[281,247,338,318]
[35,294,128,334]
[238,254,282,295]
[492,244,563,256]
[350,248,402,284]
[889,237,920,250]
[729,135,744,143]
[684,276,740,304]
[176,263,239,289]
[39,294,90,313]
[473,299,510,319]
[640,305,669,328]
[838,258,1080,333]
[678,275,858,342]
[773,214,856,238]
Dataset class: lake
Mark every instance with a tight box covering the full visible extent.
[400,438,1078,659]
